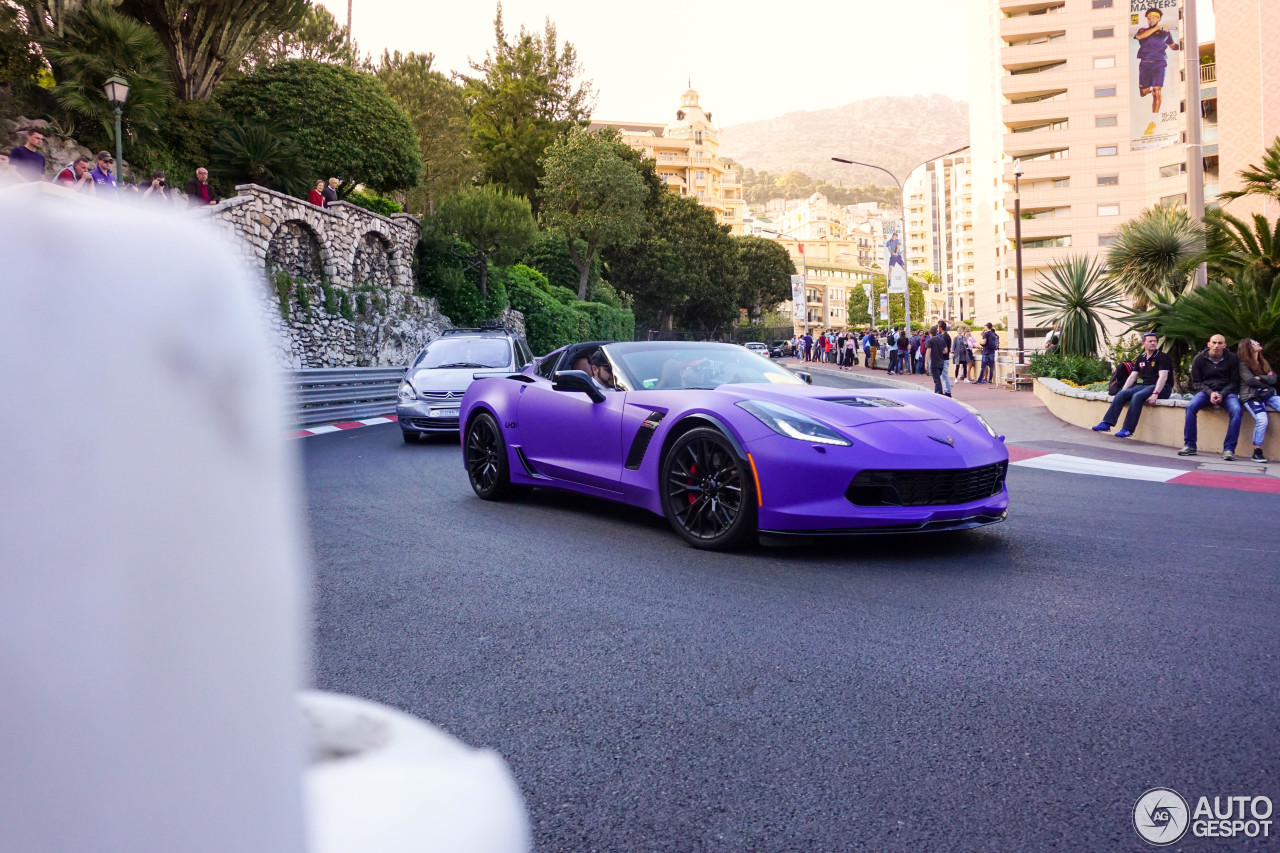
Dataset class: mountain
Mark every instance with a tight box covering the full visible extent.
[719,95,970,189]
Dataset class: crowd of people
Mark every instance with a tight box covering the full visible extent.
[789,322,1005,397]
[1093,332,1279,462]
[3,126,345,210]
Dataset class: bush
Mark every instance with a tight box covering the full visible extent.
[414,232,506,326]
[347,190,402,217]
[507,267,578,355]
[1026,352,1112,385]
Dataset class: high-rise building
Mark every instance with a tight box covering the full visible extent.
[904,149,977,323]
[592,87,747,235]
[1214,0,1280,223]
[967,0,1218,344]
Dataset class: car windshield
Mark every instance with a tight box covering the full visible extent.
[413,337,511,369]
[610,343,804,390]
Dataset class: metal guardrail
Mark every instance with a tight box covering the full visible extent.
[290,367,405,426]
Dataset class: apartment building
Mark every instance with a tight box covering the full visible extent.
[1214,0,1280,223]
[903,150,978,324]
[592,87,747,235]
[968,0,1216,340]
[771,238,876,333]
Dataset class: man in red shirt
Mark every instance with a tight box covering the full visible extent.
[53,156,96,193]
[185,167,220,208]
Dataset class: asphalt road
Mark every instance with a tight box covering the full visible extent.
[302,372,1280,852]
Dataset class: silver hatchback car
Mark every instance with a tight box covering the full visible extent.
[397,328,535,442]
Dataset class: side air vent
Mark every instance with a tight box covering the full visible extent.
[624,412,666,470]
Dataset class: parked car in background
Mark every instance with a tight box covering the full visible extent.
[767,340,793,358]
[743,341,769,356]
[397,327,534,443]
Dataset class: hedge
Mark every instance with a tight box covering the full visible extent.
[503,264,634,354]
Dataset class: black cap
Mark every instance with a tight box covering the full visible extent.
[587,349,610,367]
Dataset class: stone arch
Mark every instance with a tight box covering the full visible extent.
[267,219,327,282]
[351,230,394,289]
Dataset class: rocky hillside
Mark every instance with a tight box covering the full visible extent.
[720,95,970,188]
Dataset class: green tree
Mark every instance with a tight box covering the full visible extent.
[1105,204,1204,309]
[433,184,537,298]
[1218,136,1280,203]
[117,0,308,100]
[376,50,475,215]
[464,4,593,208]
[538,127,649,299]
[208,121,310,195]
[216,59,421,194]
[734,235,795,321]
[0,4,46,100]
[857,275,924,329]
[41,2,173,156]
[605,192,742,332]
[10,0,93,39]
[240,4,353,70]
[1025,255,1126,356]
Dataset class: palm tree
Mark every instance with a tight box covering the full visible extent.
[1218,137,1280,203]
[1201,208,1280,297]
[41,2,173,155]
[1025,254,1126,356]
[1104,204,1204,310]
[209,122,311,198]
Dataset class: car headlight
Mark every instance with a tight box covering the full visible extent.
[953,399,998,438]
[397,380,416,401]
[737,400,851,446]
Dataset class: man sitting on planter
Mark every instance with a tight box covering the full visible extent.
[1092,332,1171,438]
[1178,333,1243,461]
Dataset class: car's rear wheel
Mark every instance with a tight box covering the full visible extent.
[465,412,514,500]
[660,426,756,550]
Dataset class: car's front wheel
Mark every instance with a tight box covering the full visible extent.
[660,426,756,550]
[401,429,421,444]
[464,412,515,500]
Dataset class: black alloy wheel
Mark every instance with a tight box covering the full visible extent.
[660,426,756,550]
[465,412,514,500]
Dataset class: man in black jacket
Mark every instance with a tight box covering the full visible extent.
[1180,334,1243,460]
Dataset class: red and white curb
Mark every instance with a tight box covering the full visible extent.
[1008,446,1280,494]
[288,414,396,439]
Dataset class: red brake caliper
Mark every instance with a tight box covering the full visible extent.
[687,462,698,505]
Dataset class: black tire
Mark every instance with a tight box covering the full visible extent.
[464,412,515,500]
[660,426,757,550]
[402,429,421,444]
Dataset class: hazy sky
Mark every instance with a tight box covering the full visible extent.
[319,0,1216,128]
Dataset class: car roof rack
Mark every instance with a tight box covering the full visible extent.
[441,325,517,336]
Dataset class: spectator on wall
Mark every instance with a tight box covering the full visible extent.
[1179,333,1242,461]
[8,127,46,182]
[88,151,117,196]
[1238,337,1280,463]
[308,180,325,206]
[185,167,219,207]
[322,177,339,207]
[1092,332,1171,438]
[53,156,97,194]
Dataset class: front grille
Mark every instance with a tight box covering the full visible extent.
[417,390,463,401]
[846,462,1008,507]
[410,417,459,429]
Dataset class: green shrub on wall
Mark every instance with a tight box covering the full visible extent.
[1026,352,1112,385]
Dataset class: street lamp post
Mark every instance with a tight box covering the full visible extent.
[1013,159,1025,365]
[831,157,909,336]
[103,74,129,190]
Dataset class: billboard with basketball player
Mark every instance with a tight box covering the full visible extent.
[1129,0,1184,151]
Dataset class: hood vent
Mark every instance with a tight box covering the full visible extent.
[820,397,905,408]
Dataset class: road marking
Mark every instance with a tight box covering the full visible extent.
[1012,453,1184,482]
[289,414,398,438]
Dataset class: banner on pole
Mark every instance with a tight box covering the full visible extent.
[888,266,908,294]
[878,294,889,322]
[882,221,906,275]
[790,274,805,324]
[1128,0,1184,151]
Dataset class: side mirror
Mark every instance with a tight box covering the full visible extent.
[552,369,606,403]
[793,370,813,385]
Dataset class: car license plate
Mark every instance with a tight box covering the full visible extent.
[429,407,459,418]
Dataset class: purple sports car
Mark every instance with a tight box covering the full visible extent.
[460,341,1009,550]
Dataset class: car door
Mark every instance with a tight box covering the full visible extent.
[516,377,626,493]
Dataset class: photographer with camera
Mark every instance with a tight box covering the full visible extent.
[139,170,172,204]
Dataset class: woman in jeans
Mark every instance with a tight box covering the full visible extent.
[1237,338,1280,463]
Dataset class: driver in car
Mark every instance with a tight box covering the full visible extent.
[588,349,617,390]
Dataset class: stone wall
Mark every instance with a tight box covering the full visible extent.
[194,183,454,368]
[196,183,419,293]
